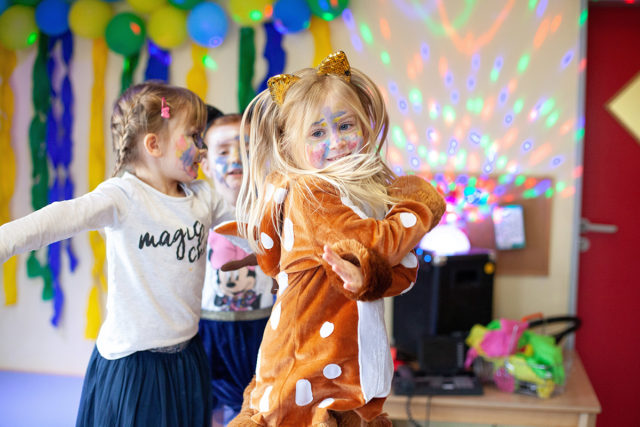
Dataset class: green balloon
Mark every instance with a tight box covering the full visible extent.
[105,12,146,57]
[168,0,201,10]
[306,0,348,21]
[0,5,39,50]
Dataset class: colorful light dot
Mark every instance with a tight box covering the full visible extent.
[360,23,373,45]
[381,51,390,65]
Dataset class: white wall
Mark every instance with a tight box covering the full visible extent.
[0,0,585,375]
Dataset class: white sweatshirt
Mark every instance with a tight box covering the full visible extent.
[0,172,233,359]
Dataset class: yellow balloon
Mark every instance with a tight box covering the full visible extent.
[0,5,38,50]
[228,0,273,26]
[148,6,187,49]
[127,0,167,14]
[69,0,113,39]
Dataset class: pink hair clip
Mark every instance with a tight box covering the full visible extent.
[161,97,170,119]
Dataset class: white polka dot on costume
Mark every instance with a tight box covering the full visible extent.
[295,379,313,406]
[400,282,415,295]
[400,212,417,227]
[341,196,368,219]
[320,322,334,338]
[401,252,418,268]
[270,303,281,330]
[323,364,342,379]
[260,232,274,249]
[273,188,287,204]
[318,398,335,408]
[283,218,294,251]
[265,183,275,201]
[277,271,289,296]
[259,386,273,412]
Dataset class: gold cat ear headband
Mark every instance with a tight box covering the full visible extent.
[267,51,351,106]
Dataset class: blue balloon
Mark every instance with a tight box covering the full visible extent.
[273,0,311,34]
[0,0,9,15]
[35,0,71,36]
[187,2,227,48]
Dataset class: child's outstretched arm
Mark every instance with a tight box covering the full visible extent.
[0,183,126,264]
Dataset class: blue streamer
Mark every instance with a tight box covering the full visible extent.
[144,40,170,82]
[45,31,77,326]
[257,22,286,93]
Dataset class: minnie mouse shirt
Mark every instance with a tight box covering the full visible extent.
[201,228,274,321]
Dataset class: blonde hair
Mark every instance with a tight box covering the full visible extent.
[110,81,207,176]
[237,67,396,252]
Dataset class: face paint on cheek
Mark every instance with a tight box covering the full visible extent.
[305,139,330,167]
[345,130,364,152]
[176,135,199,178]
[213,156,229,185]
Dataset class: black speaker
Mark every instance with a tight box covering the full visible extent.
[393,249,495,374]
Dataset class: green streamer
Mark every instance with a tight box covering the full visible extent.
[238,27,256,111]
[121,53,140,95]
[27,33,53,300]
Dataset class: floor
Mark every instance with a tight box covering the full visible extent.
[0,370,84,427]
[0,370,495,427]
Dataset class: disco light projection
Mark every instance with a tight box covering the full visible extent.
[342,0,583,222]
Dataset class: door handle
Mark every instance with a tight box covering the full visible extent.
[580,218,618,234]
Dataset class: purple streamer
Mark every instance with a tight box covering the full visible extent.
[257,22,285,93]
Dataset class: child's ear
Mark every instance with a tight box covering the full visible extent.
[200,156,212,177]
[143,133,163,157]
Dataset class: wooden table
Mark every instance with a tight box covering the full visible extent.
[384,351,601,427]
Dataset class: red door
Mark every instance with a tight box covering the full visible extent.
[577,5,640,426]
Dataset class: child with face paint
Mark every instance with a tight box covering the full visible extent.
[218,52,446,427]
[198,107,275,426]
[0,82,237,426]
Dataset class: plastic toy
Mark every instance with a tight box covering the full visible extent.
[465,315,580,398]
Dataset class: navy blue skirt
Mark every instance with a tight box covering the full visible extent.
[199,317,268,413]
[76,334,211,427]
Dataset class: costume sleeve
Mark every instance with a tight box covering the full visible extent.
[384,251,420,297]
[323,241,420,301]
[0,181,127,264]
[302,177,437,266]
[300,176,441,301]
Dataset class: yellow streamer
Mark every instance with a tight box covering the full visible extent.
[85,38,108,339]
[0,46,17,305]
[309,17,333,67]
[187,43,208,101]
[187,43,209,180]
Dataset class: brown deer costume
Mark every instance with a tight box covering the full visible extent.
[216,172,444,427]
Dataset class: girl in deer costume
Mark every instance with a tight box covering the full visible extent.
[220,51,445,427]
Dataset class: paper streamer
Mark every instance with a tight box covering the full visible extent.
[121,53,140,95]
[257,22,285,94]
[27,33,54,302]
[186,43,208,101]
[0,46,17,305]
[85,37,108,340]
[186,43,209,181]
[238,27,256,112]
[46,31,78,327]
[309,16,333,67]
[144,40,170,82]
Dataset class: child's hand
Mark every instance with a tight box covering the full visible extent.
[322,245,364,293]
